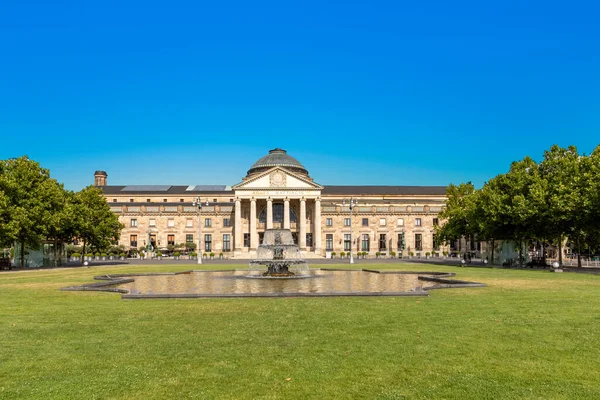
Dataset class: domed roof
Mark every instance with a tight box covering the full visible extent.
[247,148,308,176]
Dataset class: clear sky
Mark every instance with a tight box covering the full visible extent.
[1,0,598,190]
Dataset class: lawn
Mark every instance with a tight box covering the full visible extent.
[1,263,599,399]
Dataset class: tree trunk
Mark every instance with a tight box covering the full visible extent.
[542,241,547,266]
[82,241,86,264]
[53,239,59,268]
[577,234,582,268]
[558,235,563,267]
[519,240,523,267]
[491,239,495,265]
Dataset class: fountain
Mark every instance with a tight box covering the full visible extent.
[249,229,309,277]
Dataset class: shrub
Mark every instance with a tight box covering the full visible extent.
[190,252,197,257]
[119,252,126,257]
[156,251,162,257]
[95,252,101,257]
[209,252,215,257]
[426,252,431,257]
[376,252,381,257]
[340,251,346,257]
[86,253,93,257]
[443,251,448,256]
[173,252,181,257]
[390,251,396,257]
[72,252,81,258]
[409,251,414,256]
[101,253,107,257]
[331,252,336,257]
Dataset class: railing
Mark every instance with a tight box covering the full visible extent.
[561,258,600,267]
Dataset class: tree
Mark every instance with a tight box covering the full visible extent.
[0,156,65,267]
[72,186,123,262]
[436,183,476,251]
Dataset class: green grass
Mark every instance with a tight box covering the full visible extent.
[1,263,600,399]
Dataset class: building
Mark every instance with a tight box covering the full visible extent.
[97,148,448,258]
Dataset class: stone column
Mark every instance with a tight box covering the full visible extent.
[250,198,257,250]
[283,198,290,229]
[299,198,306,249]
[266,198,273,229]
[234,198,242,251]
[314,197,321,254]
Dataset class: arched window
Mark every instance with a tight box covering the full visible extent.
[259,203,297,224]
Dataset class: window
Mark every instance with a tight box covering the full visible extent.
[130,219,137,227]
[113,199,117,203]
[186,234,193,243]
[167,234,175,246]
[433,234,439,251]
[186,219,193,228]
[230,199,233,202]
[379,218,386,226]
[398,233,405,250]
[379,234,387,250]
[344,218,351,226]
[361,234,370,251]
[130,199,134,203]
[344,234,351,251]
[362,218,369,227]
[205,218,212,228]
[150,234,157,248]
[147,199,151,203]
[163,199,167,203]
[259,203,297,224]
[213,198,217,203]
[433,218,439,226]
[204,234,212,252]
[306,233,313,247]
[244,233,250,247]
[130,235,138,248]
[397,218,404,226]
[415,234,422,251]
[326,234,333,251]
[149,219,156,227]
[223,218,231,227]
[223,234,231,252]
[326,218,333,227]
[180,199,184,202]
[415,218,422,226]
[167,219,174,227]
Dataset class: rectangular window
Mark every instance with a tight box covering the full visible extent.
[415,234,422,251]
[244,233,250,247]
[398,233,405,250]
[130,199,134,203]
[113,199,117,202]
[344,218,351,226]
[397,218,404,226]
[361,234,370,251]
[326,218,333,227]
[379,234,387,250]
[326,234,333,251]
[344,234,351,251]
[186,219,193,228]
[433,234,439,251]
[379,218,386,226]
[167,219,175,227]
[415,218,422,226]
[186,234,193,243]
[223,234,231,252]
[130,235,138,248]
[163,199,167,203]
[433,218,439,226]
[130,219,137,227]
[362,218,369,227]
[180,199,184,202]
[223,218,231,227]
[149,219,156,227]
[204,234,212,252]
[147,199,151,203]
[167,234,175,246]
[213,198,217,203]
[205,218,212,228]
[306,233,313,247]
[150,234,157,248]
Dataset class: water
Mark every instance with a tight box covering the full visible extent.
[118,270,440,296]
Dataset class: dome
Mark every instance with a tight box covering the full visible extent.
[246,148,309,176]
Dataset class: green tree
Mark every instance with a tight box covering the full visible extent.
[72,186,123,262]
[0,156,65,267]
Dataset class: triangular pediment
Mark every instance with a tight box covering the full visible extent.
[233,167,323,190]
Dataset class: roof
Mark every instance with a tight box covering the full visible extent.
[101,185,233,195]
[321,186,447,196]
[247,148,308,175]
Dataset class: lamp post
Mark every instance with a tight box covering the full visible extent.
[343,198,358,264]
[193,197,209,265]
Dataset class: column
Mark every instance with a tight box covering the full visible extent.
[283,198,290,229]
[266,198,273,229]
[234,198,242,251]
[250,198,257,250]
[299,198,306,249]
[314,197,321,253]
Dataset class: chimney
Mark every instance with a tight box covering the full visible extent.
[94,170,107,186]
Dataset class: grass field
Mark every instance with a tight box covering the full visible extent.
[1,263,599,399]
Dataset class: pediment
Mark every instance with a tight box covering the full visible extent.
[232,167,323,190]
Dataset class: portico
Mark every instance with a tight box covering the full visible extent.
[232,161,323,258]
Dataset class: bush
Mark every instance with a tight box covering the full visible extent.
[443,251,448,256]
[95,252,101,257]
[190,252,197,257]
[119,252,126,257]
[426,252,431,257]
[173,252,181,257]
[209,252,215,257]
[376,252,381,257]
[156,251,162,257]
[331,252,336,257]
[390,251,396,257]
[86,253,93,257]
[101,253,107,257]
[72,252,81,258]
[340,252,346,257]
[410,251,415,256]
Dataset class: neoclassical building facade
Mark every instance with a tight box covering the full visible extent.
[98,149,448,258]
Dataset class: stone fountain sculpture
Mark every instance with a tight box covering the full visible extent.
[249,229,308,277]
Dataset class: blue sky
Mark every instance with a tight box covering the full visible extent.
[1,0,598,190]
